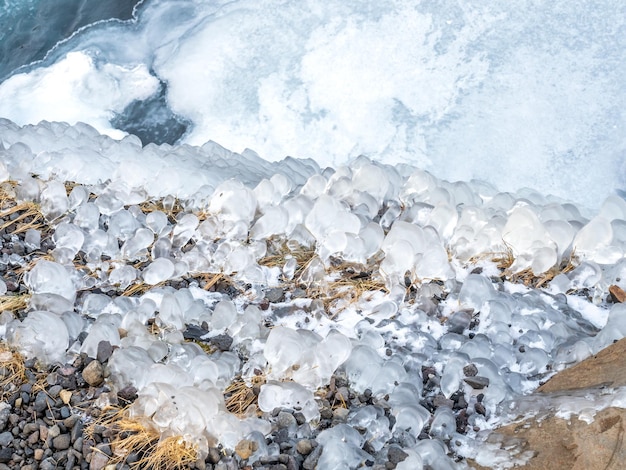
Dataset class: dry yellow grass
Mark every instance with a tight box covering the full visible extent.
[0,294,30,314]
[224,375,265,416]
[138,198,185,223]
[0,343,26,401]
[88,406,199,470]
[122,280,167,297]
[0,192,44,235]
[468,245,579,289]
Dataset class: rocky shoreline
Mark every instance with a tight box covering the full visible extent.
[2,333,626,469]
[1,165,625,470]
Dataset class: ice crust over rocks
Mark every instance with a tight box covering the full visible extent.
[0,120,625,467]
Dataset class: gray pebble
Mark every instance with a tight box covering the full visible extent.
[464,376,490,389]
[265,287,284,303]
[303,444,322,470]
[39,457,57,470]
[33,391,52,413]
[296,439,313,455]
[207,447,221,464]
[48,385,62,398]
[387,446,408,464]
[27,430,39,445]
[277,411,296,429]
[335,386,350,402]
[433,395,455,408]
[292,288,307,298]
[88,450,109,470]
[209,334,233,352]
[293,412,306,425]
[0,431,12,447]
[0,447,11,463]
[23,422,38,435]
[96,341,113,363]
[463,363,478,377]
[52,433,71,450]
[48,424,60,439]
[59,406,71,419]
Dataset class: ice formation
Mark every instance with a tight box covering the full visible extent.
[0,119,625,468]
[1,1,626,209]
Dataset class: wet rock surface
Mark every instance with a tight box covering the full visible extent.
[470,338,626,470]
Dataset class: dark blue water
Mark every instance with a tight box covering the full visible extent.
[0,0,142,82]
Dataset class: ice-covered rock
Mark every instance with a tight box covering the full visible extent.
[257,381,319,421]
[80,314,122,358]
[574,216,622,263]
[316,424,370,469]
[40,180,68,220]
[24,260,76,303]
[7,311,69,363]
[142,257,175,285]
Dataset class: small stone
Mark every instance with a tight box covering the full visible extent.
[0,431,12,446]
[39,425,48,442]
[209,334,233,352]
[235,439,258,460]
[276,411,296,429]
[117,386,138,404]
[48,424,60,439]
[34,448,44,460]
[82,360,104,387]
[207,447,221,464]
[293,412,306,425]
[475,402,487,416]
[27,430,39,445]
[320,408,333,420]
[89,450,109,470]
[52,433,71,450]
[387,446,408,464]
[609,285,626,303]
[433,395,455,408]
[0,448,11,463]
[464,376,490,389]
[33,391,52,413]
[59,390,72,405]
[40,458,57,470]
[296,439,313,455]
[48,384,62,398]
[265,288,284,303]
[455,394,468,410]
[96,341,114,363]
[303,444,322,470]
[335,386,350,402]
[333,407,349,421]
[463,363,478,377]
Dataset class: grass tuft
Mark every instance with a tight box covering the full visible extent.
[0,294,30,314]
[88,406,199,469]
[224,375,265,416]
[0,343,26,401]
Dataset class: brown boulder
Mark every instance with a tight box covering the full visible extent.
[470,338,626,469]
